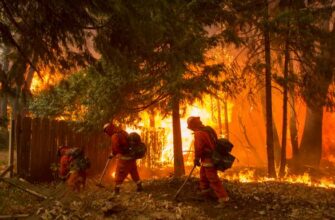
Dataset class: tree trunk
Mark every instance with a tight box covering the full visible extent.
[258,77,281,166]
[216,98,222,136]
[287,53,299,172]
[272,123,281,166]
[24,64,35,91]
[0,46,10,127]
[224,101,230,140]
[263,0,276,178]
[298,14,334,168]
[298,105,323,167]
[0,96,8,127]
[172,98,185,177]
[147,109,156,168]
[12,87,21,116]
[20,58,36,116]
[289,74,299,161]
[210,96,215,121]
[279,28,290,177]
[150,110,155,128]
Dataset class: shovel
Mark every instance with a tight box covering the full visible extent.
[96,156,113,188]
[174,165,196,200]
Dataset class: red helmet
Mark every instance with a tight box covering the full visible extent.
[103,122,117,136]
[57,145,70,157]
[187,116,202,130]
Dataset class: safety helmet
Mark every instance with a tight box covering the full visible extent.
[57,145,71,157]
[187,116,202,129]
[103,122,118,136]
[103,123,110,132]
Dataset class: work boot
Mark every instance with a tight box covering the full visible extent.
[136,182,143,192]
[196,188,215,200]
[215,197,230,208]
[197,188,211,196]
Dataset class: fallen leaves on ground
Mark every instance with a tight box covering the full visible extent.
[0,175,334,220]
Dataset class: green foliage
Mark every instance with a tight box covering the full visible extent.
[29,0,243,130]
[0,0,97,69]
[22,0,331,131]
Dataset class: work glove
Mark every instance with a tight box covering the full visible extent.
[108,154,114,159]
[194,158,201,167]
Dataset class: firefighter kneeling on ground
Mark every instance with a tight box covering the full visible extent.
[187,116,230,207]
[103,122,143,195]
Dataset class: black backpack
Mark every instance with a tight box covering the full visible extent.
[68,148,91,171]
[127,132,147,159]
[202,126,236,171]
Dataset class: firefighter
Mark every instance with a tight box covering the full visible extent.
[103,122,143,195]
[57,145,72,181]
[67,148,90,192]
[187,116,229,207]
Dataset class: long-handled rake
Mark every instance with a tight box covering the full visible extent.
[96,156,113,188]
[174,165,196,200]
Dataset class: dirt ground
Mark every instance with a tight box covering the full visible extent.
[1,173,335,220]
[1,150,335,219]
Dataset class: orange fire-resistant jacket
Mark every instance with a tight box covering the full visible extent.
[57,146,72,178]
[111,130,130,156]
[194,128,216,166]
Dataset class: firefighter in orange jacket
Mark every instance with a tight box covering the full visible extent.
[103,122,143,195]
[57,145,72,180]
[187,116,229,206]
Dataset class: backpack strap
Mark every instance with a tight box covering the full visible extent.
[199,126,218,157]
[116,131,130,154]
[201,126,218,144]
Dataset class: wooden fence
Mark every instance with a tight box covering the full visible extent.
[15,116,111,182]
[15,116,167,182]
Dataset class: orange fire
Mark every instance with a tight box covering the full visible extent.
[30,68,64,94]
[222,169,335,189]
[124,97,335,189]
[125,96,233,166]
[30,51,335,188]
[110,171,116,178]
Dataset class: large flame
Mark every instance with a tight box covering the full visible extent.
[159,98,233,165]
[30,50,335,188]
[125,96,233,166]
[30,69,64,94]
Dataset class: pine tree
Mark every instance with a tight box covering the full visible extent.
[29,0,239,177]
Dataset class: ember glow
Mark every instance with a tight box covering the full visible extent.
[223,169,335,189]
[111,171,115,179]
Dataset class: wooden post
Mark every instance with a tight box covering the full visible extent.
[16,115,22,177]
[8,116,14,177]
